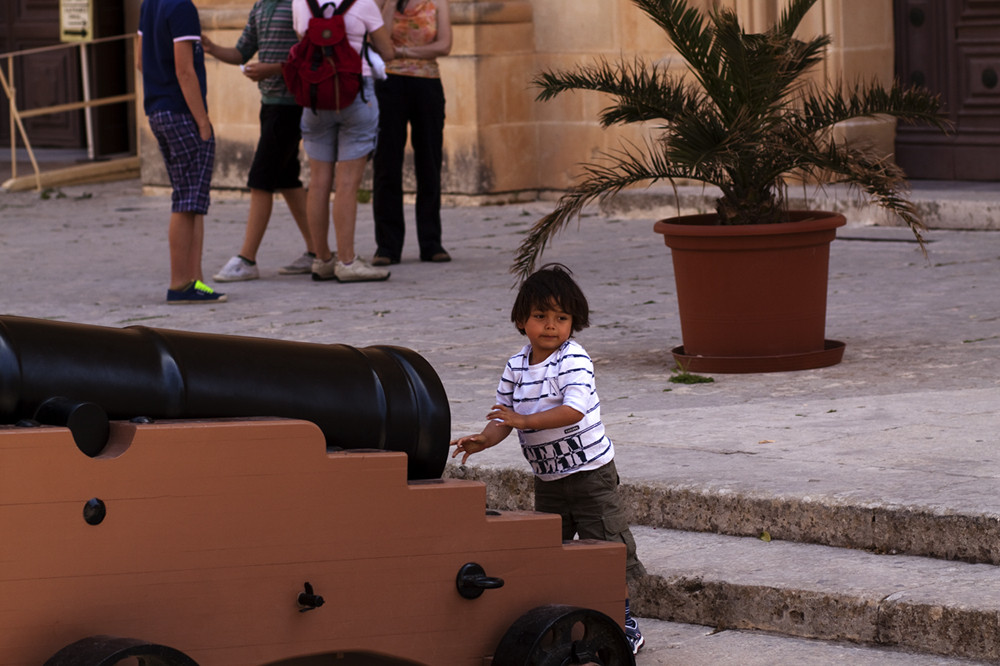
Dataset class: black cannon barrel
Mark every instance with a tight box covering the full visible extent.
[0,315,450,479]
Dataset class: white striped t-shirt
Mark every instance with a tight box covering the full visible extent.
[496,339,615,480]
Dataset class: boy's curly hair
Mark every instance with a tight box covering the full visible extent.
[511,263,590,335]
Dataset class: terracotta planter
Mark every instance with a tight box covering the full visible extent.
[654,211,847,373]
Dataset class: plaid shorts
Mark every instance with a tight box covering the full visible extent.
[148,110,215,214]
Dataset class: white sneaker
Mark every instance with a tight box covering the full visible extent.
[279,252,315,275]
[311,255,338,281]
[334,257,390,282]
[213,256,259,282]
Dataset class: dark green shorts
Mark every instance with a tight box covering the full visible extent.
[533,459,646,580]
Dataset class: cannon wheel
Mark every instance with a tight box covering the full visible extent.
[44,635,199,666]
[493,604,635,666]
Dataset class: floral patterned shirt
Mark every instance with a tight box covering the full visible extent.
[385,0,441,78]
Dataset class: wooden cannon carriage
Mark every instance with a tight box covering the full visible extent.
[0,317,633,665]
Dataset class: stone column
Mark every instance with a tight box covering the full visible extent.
[439,0,537,201]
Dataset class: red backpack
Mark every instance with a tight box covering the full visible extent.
[282,0,364,113]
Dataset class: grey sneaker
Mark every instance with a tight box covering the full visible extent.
[311,255,338,281]
[279,252,315,275]
[334,257,390,282]
[214,255,259,282]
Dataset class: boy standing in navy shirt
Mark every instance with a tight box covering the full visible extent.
[451,263,645,654]
[138,0,225,303]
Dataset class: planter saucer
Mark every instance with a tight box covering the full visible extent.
[671,340,845,374]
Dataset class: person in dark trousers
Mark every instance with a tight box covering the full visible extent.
[371,0,452,266]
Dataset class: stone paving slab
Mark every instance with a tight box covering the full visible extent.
[636,619,991,665]
[632,527,1000,661]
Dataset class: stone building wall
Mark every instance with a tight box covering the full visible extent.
[139,0,899,200]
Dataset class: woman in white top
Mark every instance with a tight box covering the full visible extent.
[291,0,395,282]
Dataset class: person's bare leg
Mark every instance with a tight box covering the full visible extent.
[279,186,314,253]
[332,156,367,263]
[190,213,205,281]
[238,188,274,262]
[169,211,202,289]
[307,159,335,262]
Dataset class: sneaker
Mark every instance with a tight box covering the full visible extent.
[167,280,227,305]
[213,255,259,282]
[625,599,644,654]
[334,257,390,282]
[279,252,315,275]
[626,630,645,655]
[311,255,338,281]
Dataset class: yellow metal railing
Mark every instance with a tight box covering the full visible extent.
[0,34,138,191]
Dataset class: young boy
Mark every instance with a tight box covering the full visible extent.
[138,0,226,304]
[450,263,645,654]
[201,0,316,282]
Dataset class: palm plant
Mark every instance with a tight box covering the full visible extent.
[513,0,948,277]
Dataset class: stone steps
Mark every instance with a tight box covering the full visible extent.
[618,483,1000,566]
[448,465,1000,566]
[445,464,1000,661]
[632,527,1000,662]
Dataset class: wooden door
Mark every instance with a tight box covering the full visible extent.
[894,0,1000,180]
[0,0,83,148]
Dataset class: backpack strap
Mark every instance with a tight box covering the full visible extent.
[334,0,359,16]
[334,0,365,103]
[357,30,371,103]
[360,32,371,66]
[308,0,357,19]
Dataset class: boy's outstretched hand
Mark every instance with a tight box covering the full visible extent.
[487,403,525,430]
[450,434,489,465]
[450,412,515,464]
